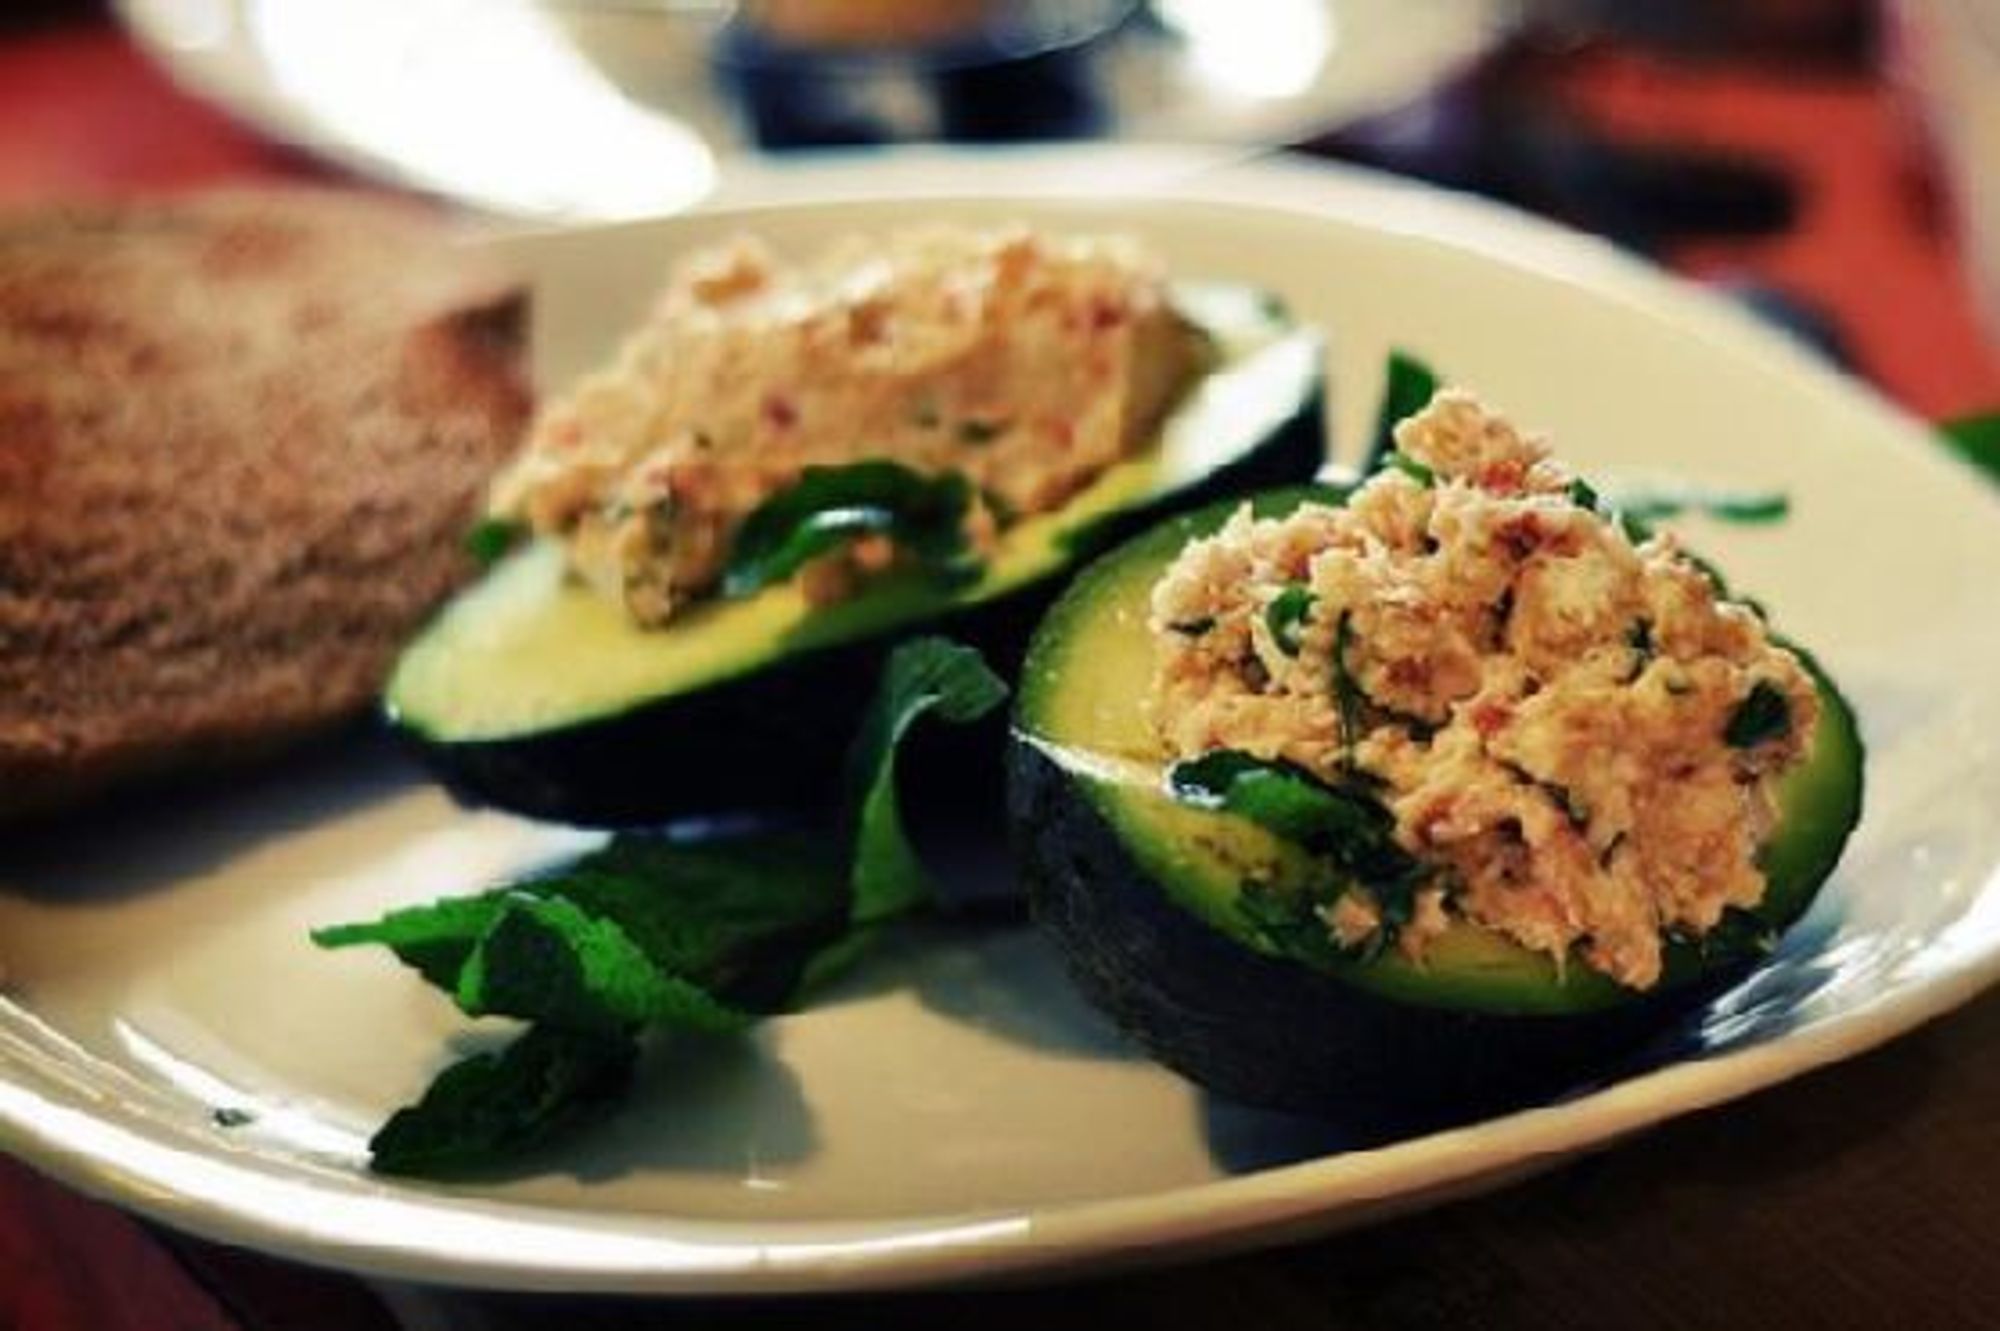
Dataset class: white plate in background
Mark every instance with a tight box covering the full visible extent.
[113,0,1507,219]
[2,151,1999,1294]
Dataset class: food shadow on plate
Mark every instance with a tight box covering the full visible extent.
[814,918,1143,1065]
[813,771,1149,1062]
[1200,1097,1374,1173]
[1198,907,1851,1176]
[1666,911,1844,1058]
[0,724,423,905]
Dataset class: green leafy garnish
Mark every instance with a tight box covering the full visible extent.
[1567,478,1602,512]
[464,517,525,567]
[316,636,1006,1176]
[368,1026,640,1178]
[454,897,757,1033]
[312,833,848,1016]
[1364,349,1442,474]
[1237,880,1359,968]
[1625,618,1655,679]
[1166,750,1417,891]
[844,637,1009,927]
[1724,680,1792,748]
[722,461,979,597]
[1385,451,1437,488]
[956,418,1008,445]
[1940,412,2000,484]
[1264,584,1315,657]
[1331,610,1364,771]
[1253,482,1355,517]
[1169,751,1422,958]
[1610,486,1790,525]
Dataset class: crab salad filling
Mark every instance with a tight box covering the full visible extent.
[1147,391,1818,990]
[489,225,1208,626]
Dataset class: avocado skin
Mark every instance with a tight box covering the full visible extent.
[402,390,1325,827]
[1008,737,1756,1138]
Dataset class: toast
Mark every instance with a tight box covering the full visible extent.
[0,190,532,819]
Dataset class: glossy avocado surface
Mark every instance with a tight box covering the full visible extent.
[388,282,1326,825]
[1008,490,1865,1135]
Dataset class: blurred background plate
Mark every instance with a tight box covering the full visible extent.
[111,0,1511,219]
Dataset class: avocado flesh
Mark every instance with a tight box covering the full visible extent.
[1007,488,1864,1126]
[388,282,1326,823]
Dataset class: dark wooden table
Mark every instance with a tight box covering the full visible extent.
[4,5,1999,1328]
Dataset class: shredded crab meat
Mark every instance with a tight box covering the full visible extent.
[1146,390,1818,990]
[489,226,1203,625]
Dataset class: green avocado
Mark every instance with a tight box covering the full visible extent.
[1008,488,1864,1133]
[388,282,1327,825]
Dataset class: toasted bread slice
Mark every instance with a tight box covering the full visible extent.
[0,190,532,819]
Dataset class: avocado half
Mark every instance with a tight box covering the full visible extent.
[389,282,1325,825]
[1008,489,1865,1136]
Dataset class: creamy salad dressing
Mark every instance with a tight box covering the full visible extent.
[490,226,1204,626]
[1147,391,1818,989]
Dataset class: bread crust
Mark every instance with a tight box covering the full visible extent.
[0,190,532,819]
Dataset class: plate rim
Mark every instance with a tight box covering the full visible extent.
[5,149,2000,1294]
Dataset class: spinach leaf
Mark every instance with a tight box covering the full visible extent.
[1264,584,1315,657]
[1363,349,1442,475]
[1725,680,1792,748]
[722,461,978,597]
[368,1026,640,1178]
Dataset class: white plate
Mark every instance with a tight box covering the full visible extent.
[4,150,2000,1296]
[112,0,1506,219]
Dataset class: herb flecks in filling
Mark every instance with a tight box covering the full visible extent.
[487,226,1207,626]
[1146,390,1820,990]
[1724,679,1792,749]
